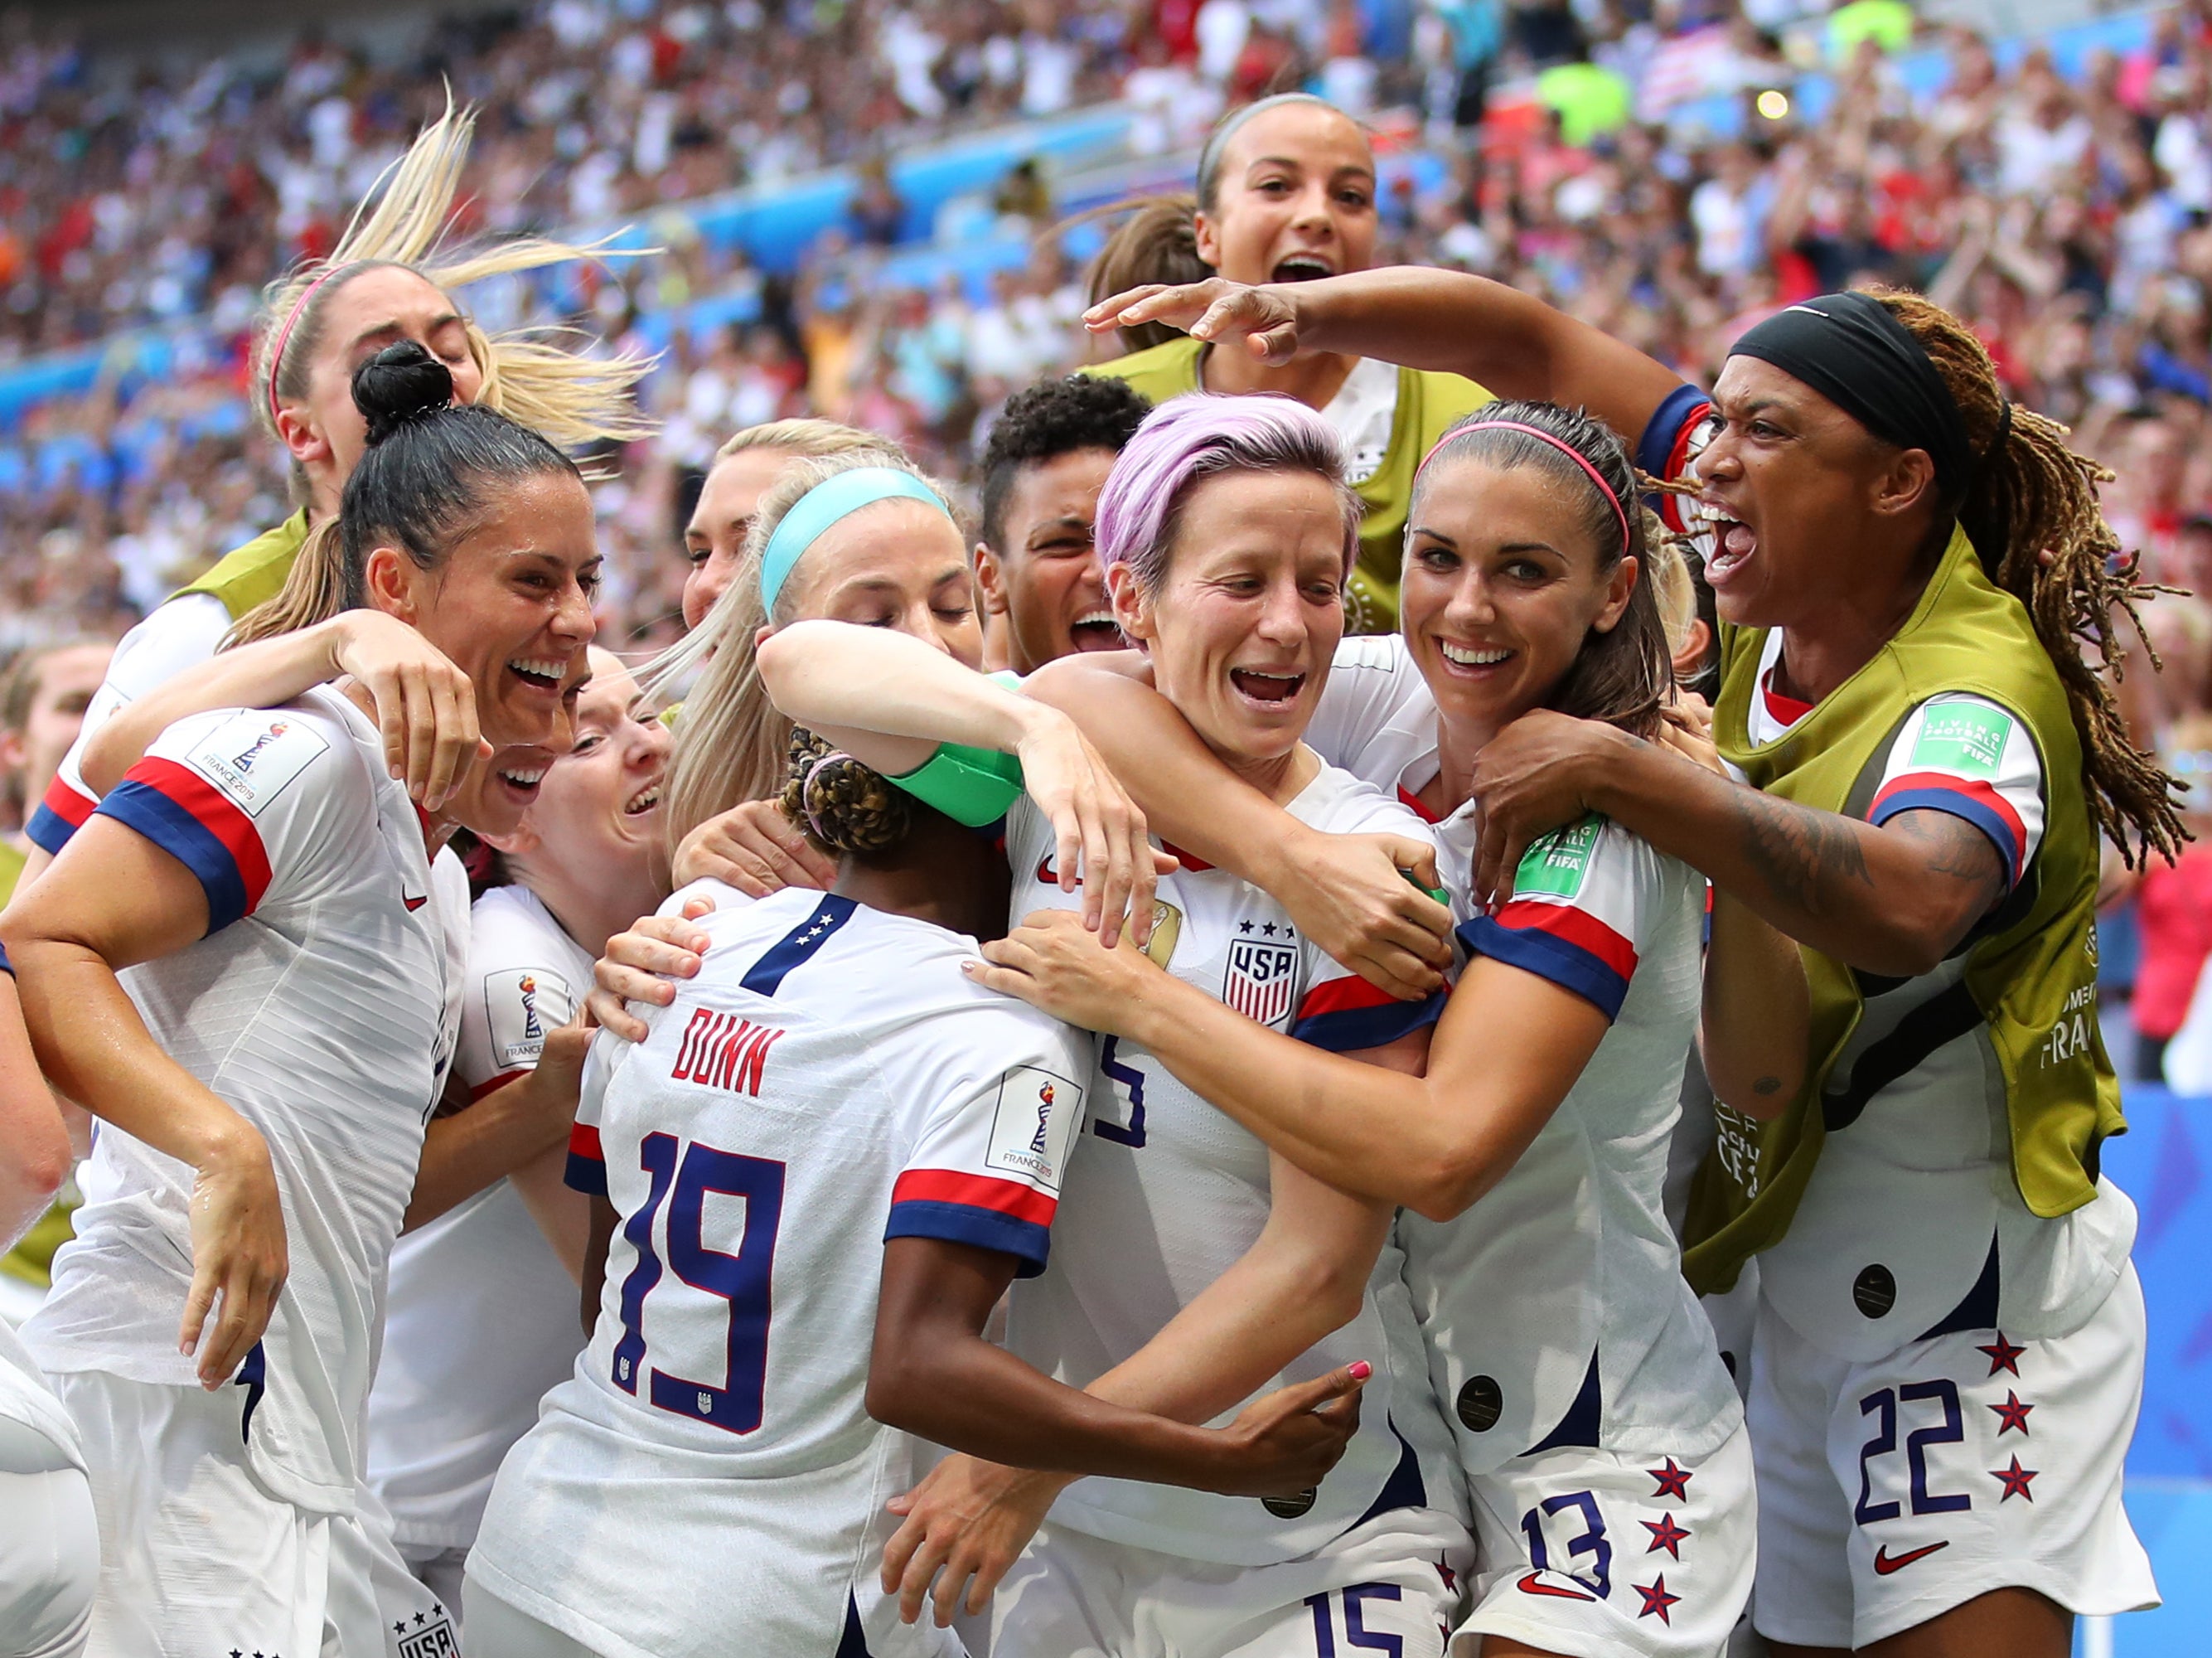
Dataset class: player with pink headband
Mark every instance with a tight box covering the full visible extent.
[876,399,1813,1657]
[17,101,651,882]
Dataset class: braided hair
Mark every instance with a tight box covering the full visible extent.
[779,728,915,859]
[1872,288,2185,865]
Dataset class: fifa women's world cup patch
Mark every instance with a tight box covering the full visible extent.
[484,967,575,1068]
[985,1065,1086,1192]
[182,710,329,818]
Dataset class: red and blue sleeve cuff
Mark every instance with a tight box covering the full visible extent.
[885,1169,1056,1277]
[96,759,271,934]
[1638,385,1712,530]
[26,775,96,856]
[564,1122,607,1196]
[1869,773,2026,889]
[1458,902,1637,1020]
[1291,973,1446,1051]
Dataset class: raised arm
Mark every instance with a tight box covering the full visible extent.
[80,612,482,811]
[755,621,1158,947]
[1085,269,1687,448]
[0,820,287,1387]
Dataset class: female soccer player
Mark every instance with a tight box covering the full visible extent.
[759,395,1475,1658]
[0,958,95,1658]
[1444,297,2166,1654]
[0,345,598,1658]
[365,646,670,1612]
[775,403,1802,1658]
[463,728,1368,1658]
[1082,94,1492,632]
[21,100,651,873]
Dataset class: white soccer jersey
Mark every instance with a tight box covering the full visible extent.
[27,590,233,855]
[365,883,591,1553]
[1740,628,2134,1360]
[1303,634,1742,1472]
[999,767,1465,1568]
[23,687,469,1515]
[467,884,1092,1658]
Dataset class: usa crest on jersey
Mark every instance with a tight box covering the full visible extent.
[1224,937,1300,1025]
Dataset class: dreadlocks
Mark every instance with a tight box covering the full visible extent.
[1875,288,2186,867]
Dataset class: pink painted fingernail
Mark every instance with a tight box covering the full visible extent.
[1348,1361,1372,1380]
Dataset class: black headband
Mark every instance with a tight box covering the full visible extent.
[1730,292,1972,492]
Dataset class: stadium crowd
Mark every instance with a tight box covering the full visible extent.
[4,0,2212,1047]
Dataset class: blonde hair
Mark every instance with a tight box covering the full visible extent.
[709,417,892,468]
[231,99,656,647]
[1641,510,1697,661]
[658,446,956,850]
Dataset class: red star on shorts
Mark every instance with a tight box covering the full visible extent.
[1988,1390,2034,1436]
[1635,1575,1682,1624]
[1648,1457,1693,1500]
[1977,1332,2026,1377]
[1990,1455,2039,1502]
[1643,1512,1693,1559]
[1436,1557,1459,1593]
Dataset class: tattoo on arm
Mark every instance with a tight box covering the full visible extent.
[1880,808,2008,915]
[1726,788,1876,915]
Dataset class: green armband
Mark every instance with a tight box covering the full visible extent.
[887,742,1025,827]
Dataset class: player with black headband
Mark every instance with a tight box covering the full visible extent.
[1422,291,2170,1654]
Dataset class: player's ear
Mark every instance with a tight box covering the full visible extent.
[362,546,424,625]
[974,542,1010,618]
[1106,562,1153,643]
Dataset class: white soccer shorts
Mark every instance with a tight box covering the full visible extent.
[977,1506,1472,1658]
[1453,1418,1755,1658]
[1749,1263,2160,1649]
[0,1413,97,1658]
[51,1370,457,1658]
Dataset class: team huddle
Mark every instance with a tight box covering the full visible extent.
[0,91,2179,1658]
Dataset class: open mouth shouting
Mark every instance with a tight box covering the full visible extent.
[1228,667,1307,707]
[1271,251,1336,284]
[1692,498,1758,592]
[1067,608,1127,653]
[490,750,554,811]
[507,656,569,696]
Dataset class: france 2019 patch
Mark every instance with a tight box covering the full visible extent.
[985,1064,1086,1191]
[183,711,328,818]
[1912,701,2013,777]
[1516,814,1603,899]
[485,967,574,1067]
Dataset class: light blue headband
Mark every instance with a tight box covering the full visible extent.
[758,468,951,613]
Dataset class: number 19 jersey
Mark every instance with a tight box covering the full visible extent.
[467,884,1092,1658]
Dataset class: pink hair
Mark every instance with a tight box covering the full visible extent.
[1093,393,1360,594]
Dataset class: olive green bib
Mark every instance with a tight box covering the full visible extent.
[1082,339,1491,633]
[175,509,313,619]
[1682,526,2120,1294]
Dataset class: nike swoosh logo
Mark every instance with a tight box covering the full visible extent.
[1516,1573,1597,1601]
[1872,1540,1949,1575]
[404,894,428,911]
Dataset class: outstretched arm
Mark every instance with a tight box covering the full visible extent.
[1467,713,2010,978]
[1085,269,1687,448]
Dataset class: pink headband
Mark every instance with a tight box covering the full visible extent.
[264,267,342,426]
[1417,419,1631,553]
[801,750,854,843]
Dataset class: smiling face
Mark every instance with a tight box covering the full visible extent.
[976,447,1123,673]
[1400,455,1636,747]
[1688,356,1939,630]
[511,646,670,881]
[1195,101,1378,287]
[1111,468,1347,771]
[684,446,797,632]
[366,468,600,759]
[279,266,484,502]
[774,496,985,667]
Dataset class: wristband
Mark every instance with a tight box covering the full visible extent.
[888,743,1025,827]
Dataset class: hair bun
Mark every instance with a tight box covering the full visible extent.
[353,341,456,445]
